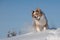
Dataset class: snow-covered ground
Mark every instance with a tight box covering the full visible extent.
[1,28,60,40]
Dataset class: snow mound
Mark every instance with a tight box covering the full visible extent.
[1,28,60,40]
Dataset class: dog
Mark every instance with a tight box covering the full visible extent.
[32,8,48,32]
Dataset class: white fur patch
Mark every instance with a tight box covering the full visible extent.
[36,27,40,32]
[43,27,46,31]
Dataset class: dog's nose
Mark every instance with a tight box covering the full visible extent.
[34,16,37,18]
[35,15,38,18]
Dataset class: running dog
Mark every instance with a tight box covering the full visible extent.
[32,8,48,32]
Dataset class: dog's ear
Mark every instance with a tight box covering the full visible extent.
[32,11,35,15]
[32,11,34,17]
[32,11,34,13]
[36,9,39,12]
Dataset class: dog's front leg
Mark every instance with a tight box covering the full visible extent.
[35,25,40,32]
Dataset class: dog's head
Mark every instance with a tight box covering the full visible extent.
[32,8,42,20]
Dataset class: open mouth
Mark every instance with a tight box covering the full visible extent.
[34,16,40,20]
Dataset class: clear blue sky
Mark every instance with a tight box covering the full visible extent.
[0,0,60,38]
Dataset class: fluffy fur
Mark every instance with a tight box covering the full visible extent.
[32,8,48,32]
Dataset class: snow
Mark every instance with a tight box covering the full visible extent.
[0,28,60,40]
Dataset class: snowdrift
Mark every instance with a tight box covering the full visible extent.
[0,28,60,40]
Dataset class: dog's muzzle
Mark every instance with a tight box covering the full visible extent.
[34,16,40,20]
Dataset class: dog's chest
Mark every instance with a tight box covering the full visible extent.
[34,15,46,26]
[35,20,40,25]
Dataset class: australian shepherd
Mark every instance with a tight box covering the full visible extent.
[32,8,48,32]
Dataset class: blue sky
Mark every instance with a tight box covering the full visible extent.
[0,0,60,38]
